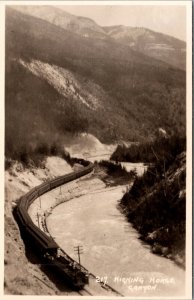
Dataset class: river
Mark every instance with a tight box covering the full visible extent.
[47,176,185,297]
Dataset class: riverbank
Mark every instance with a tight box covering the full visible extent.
[4,134,123,295]
[120,152,186,269]
[24,158,185,297]
[5,141,185,296]
[28,167,123,296]
[47,169,185,297]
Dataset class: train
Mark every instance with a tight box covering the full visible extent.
[15,160,94,289]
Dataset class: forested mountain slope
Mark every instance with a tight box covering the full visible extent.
[5,7,186,160]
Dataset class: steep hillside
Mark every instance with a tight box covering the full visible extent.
[111,133,186,163]
[120,146,186,267]
[104,26,186,70]
[5,7,186,161]
[4,157,74,295]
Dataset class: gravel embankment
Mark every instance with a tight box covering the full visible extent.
[4,157,78,295]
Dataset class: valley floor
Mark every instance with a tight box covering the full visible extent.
[4,136,186,296]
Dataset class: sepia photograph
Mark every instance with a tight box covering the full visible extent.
[2,0,192,298]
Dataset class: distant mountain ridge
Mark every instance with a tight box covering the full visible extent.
[12,5,186,70]
[12,5,108,39]
[5,6,186,161]
[104,25,186,70]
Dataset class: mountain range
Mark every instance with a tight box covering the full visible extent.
[5,6,186,160]
[12,5,186,70]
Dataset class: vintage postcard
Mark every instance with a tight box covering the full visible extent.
[1,0,192,299]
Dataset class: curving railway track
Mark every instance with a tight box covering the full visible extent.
[15,158,123,296]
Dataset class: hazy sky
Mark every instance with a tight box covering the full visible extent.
[59,5,186,41]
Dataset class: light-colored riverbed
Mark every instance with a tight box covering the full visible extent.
[47,183,185,297]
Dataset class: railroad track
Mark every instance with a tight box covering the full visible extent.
[78,277,123,297]
[78,287,93,296]
[89,273,123,297]
[59,247,123,296]
[15,158,123,296]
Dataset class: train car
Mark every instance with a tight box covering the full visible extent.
[15,159,94,289]
[17,196,28,211]
[25,190,39,208]
[25,223,58,255]
[65,172,77,183]
[15,205,30,228]
[37,182,50,197]
[45,254,89,289]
